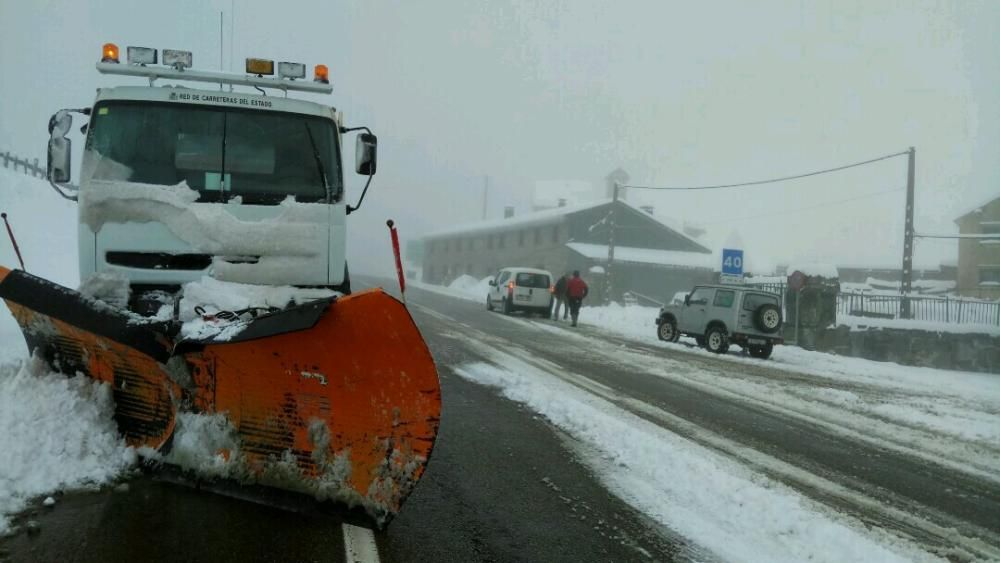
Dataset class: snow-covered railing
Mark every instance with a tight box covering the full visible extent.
[745,281,1000,327]
[838,291,999,326]
[0,151,45,179]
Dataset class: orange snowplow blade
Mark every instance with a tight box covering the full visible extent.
[181,288,441,525]
[0,266,441,528]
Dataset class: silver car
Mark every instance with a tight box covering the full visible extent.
[655,285,783,359]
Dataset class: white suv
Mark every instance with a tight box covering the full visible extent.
[655,285,783,358]
[487,267,554,316]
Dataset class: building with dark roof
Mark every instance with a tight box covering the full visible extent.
[955,194,1000,299]
[421,199,715,303]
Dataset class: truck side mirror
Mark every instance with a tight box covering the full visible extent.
[47,110,73,184]
[684,294,691,306]
[488,279,496,286]
[355,132,377,176]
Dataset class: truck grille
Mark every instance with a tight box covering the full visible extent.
[105,251,213,270]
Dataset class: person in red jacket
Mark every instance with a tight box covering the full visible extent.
[565,270,589,327]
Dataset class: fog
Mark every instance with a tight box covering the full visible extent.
[2,0,997,277]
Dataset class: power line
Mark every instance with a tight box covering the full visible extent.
[623,150,909,191]
[699,187,904,225]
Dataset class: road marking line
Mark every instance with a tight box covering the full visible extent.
[342,523,380,563]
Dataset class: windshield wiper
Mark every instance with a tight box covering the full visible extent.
[303,122,329,200]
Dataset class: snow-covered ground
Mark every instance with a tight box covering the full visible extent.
[0,356,135,535]
[453,352,944,563]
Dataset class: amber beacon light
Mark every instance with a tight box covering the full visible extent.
[314,64,329,84]
[102,43,120,63]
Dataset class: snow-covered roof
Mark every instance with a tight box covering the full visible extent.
[423,199,709,252]
[566,242,714,269]
[954,193,1000,222]
[424,199,608,239]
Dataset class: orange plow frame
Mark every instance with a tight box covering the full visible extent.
[0,266,441,528]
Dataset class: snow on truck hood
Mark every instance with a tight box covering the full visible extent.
[79,179,328,284]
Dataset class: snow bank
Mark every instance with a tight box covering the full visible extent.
[455,359,940,563]
[0,356,135,535]
[412,275,492,303]
[838,314,1000,336]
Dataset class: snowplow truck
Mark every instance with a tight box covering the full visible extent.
[0,44,440,529]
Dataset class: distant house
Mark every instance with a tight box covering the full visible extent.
[955,194,1000,299]
[421,199,715,303]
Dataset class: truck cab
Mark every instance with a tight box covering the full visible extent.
[46,44,377,311]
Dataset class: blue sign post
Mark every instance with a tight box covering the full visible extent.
[720,248,744,284]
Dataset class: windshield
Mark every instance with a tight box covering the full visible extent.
[83,100,341,204]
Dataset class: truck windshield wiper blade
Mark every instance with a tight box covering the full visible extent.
[303,122,329,199]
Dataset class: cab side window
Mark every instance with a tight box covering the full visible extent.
[497,271,511,285]
[688,288,713,305]
[713,290,735,308]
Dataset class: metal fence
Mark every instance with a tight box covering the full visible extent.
[838,291,1000,326]
[744,281,1000,327]
[1,151,45,179]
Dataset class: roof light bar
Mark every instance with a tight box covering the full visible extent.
[127,46,157,65]
[278,62,306,80]
[96,62,333,94]
[246,58,274,76]
[162,49,193,70]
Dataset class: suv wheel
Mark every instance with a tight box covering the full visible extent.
[704,326,729,354]
[754,304,782,334]
[486,296,494,311]
[748,342,773,359]
[657,317,679,342]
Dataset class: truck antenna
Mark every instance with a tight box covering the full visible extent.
[219,11,224,91]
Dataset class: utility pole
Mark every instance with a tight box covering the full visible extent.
[605,181,618,304]
[900,146,915,318]
[481,175,489,220]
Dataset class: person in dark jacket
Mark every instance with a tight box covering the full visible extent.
[565,270,589,327]
[551,273,569,320]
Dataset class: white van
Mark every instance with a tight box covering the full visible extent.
[486,267,554,316]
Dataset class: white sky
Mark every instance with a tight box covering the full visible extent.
[1,0,997,275]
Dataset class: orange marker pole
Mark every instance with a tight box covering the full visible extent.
[387,219,406,304]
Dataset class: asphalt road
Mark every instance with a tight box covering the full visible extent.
[2,278,998,562]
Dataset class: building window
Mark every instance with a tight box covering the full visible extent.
[487,235,494,249]
[981,223,1000,234]
[518,230,525,247]
[534,228,542,245]
[498,233,505,249]
[467,239,474,251]
[429,241,436,254]
[444,240,450,253]
[980,267,1000,285]
[551,225,559,243]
